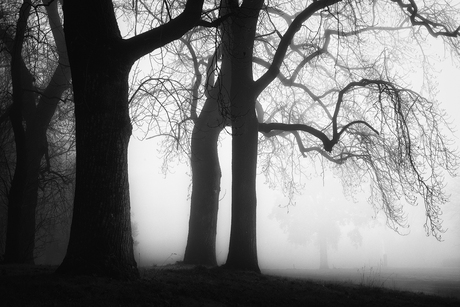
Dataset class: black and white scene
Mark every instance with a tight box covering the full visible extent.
[1,0,460,306]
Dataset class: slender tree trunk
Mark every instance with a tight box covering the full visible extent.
[4,0,33,265]
[318,233,329,270]
[184,95,224,266]
[224,0,263,273]
[5,141,42,264]
[183,1,232,265]
[5,88,38,264]
[226,107,260,272]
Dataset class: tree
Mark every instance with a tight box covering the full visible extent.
[235,0,460,271]
[183,3,233,267]
[183,50,229,265]
[255,0,460,240]
[34,103,75,264]
[125,0,459,273]
[271,185,370,270]
[55,0,206,279]
[174,0,460,272]
[0,0,71,263]
[125,2,231,267]
[0,51,13,260]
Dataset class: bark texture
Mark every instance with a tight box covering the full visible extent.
[56,0,138,280]
[57,0,204,279]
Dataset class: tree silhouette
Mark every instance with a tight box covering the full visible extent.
[55,0,208,279]
[156,0,459,272]
[125,2,230,267]
[0,0,72,264]
[106,0,459,273]
[271,184,370,269]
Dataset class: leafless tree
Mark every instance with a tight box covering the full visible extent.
[0,0,72,263]
[55,0,211,279]
[133,0,459,272]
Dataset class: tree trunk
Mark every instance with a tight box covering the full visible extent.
[56,59,138,279]
[4,140,42,264]
[4,0,71,264]
[5,85,38,264]
[183,95,224,266]
[56,0,204,279]
[225,108,260,272]
[318,233,329,270]
[223,0,263,273]
[183,2,232,266]
[56,1,138,280]
[4,0,33,265]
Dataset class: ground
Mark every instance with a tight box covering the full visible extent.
[0,264,459,306]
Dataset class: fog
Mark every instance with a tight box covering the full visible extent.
[128,54,460,271]
[127,43,460,298]
[129,135,459,270]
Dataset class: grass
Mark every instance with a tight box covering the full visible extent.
[1,263,459,306]
[357,265,395,288]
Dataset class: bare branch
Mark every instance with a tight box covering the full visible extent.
[254,0,341,94]
[125,0,205,61]
[258,121,331,150]
[391,0,460,38]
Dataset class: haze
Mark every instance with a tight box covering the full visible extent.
[128,57,460,272]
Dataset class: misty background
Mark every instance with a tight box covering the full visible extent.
[128,54,460,271]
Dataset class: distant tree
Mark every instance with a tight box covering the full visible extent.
[55,0,208,279]
[0,0,72,264]
[271,189,369,269]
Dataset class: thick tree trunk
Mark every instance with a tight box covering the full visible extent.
[56,45,139,278]
[56,60,138,279]
[183,95,224,266]
[56,1,138,280]
[57,0,204,279]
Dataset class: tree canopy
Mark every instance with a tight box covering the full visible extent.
[1,0,459,277]
[126,0,460,271]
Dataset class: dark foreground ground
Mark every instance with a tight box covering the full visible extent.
[1,264,459,306]
[268,266,460,300]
